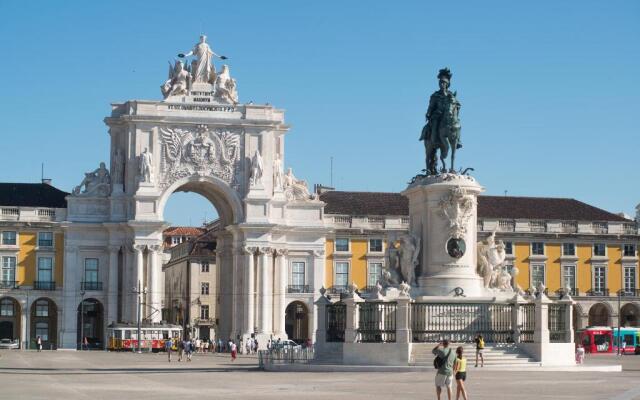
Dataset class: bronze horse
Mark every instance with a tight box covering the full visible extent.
[422,95,461,175]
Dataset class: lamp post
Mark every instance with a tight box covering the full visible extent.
[132,280,147,354]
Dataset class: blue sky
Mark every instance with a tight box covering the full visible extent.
[1,1,638,225]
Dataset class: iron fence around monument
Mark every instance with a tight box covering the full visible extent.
[548,304,569,343]
[356,302,397,343]
[410,303,514,343]
[326,302,346,342]
[518,303,535,343]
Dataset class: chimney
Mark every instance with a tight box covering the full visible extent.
[41,178,52,186]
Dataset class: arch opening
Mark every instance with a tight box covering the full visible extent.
[588,303,611,327]
[77,298,104,350]
[31,297,58,350]
[620,303,640,327]
[285,301,309,344]
[0,297,20,344]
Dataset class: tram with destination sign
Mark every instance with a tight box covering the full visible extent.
[578,326,613,353]
[107,323,183,352]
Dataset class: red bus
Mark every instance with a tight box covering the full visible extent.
[578,326,613,353]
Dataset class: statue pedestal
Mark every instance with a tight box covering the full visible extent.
[402,174,484,297]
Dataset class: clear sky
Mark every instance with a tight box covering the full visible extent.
[1,1,638,226]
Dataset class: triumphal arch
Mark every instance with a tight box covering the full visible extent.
[60,36,327,349]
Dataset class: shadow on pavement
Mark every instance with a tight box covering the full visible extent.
[0,366,260,375]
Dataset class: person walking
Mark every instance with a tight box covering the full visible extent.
[165,337,173,362]
[576,344,585,364]
[432,339,457,400]
[474,334,485,367]
[620,339,627,356]
[186,338,193,362]
[177,338,185,362]
[453,346,469,400]
[230,340,237,361]
[36,336,42,352]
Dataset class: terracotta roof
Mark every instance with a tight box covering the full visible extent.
[0,183,68,208]
[319,191,630,222]
[189,230,217,256]
[163,226,206,236]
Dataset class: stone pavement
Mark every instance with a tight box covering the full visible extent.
[1,350,640,400]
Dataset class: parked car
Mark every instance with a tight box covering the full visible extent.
[0,338,20,349]
[275,339,302,351]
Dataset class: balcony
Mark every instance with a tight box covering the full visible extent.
[34,281,56,290]
[287,285,311,294]
[328,285,350,295]
[554,287,579,297]
[0,281,19,289]
[81,281,103,291]
[586,289,609,297]
[618,289,640,297]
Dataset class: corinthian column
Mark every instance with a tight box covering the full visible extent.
[244,246,256,335]
[107,246,120,325]
[148,244,162,323]
[133,244,145,322]
[275,249,288,335]
[259,247,273,334]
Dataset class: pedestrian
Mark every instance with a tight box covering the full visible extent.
[230,340,237,361]
[36,336,42,352]
[620,339,627,356]
[474,334,485,367]
[83,336,89,351]
[254,338,259,353]
[165,337,173,362]
[575,344,585,364]
[432,339,456,400]
[186,338,193,362]
[245,337,251,355]
[218,338,223,353]
[195,337,201,353]
[453,346,468,400]
[178,338,185,362]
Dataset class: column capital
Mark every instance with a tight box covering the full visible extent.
[243,246,258,255]
[258,246,274,255]
[108,245,121,254]
[133,244,146,253]
[313,249,325,257]
[148,244,163,253]
[275,248,288,257]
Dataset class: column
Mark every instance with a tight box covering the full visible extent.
[244,246,256,335]
[311,250,325,342]
[148,245,162,323]
[395,295,411,343]
[61,246,78,349]
[107,246,120,325]
[259,247,272,334]
[275,249,287,335]
[133,245,145,324]
[20,301,28,350]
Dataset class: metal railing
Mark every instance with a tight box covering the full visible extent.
[357,302,396,343]
[328,285,350,295]
[411,303,514,343]
[81,281,103,291]
[0,280,19,289]
[554,287,579,297]
[287,285,311,294]
[326,302,346,342]
[618,289,640,297]
[549,304,569,343]
[34,281,56,290]
[586,289,610,297]
[519,304,535,343]
[258,348,315,367]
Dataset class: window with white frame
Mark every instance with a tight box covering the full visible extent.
[335,238,349,252]
[38,232,53,247]
[624,266,636,294]
[562,243,576,257]
[593,243,606,257]
[35,299,49,317]
[171,236,182,245]
[593,265,607,293]
[84,258,99,282]
[37,257,53,282]
[200,305,209,319]
[201,282,210,295]
[624,244,636,257]
[531,242,544,256]
[35,322,48,341]
[1,231,16,246]
[291,261,305,287]
[335,262,349,287]
[367,262,383,286]
[369,239,383,253]
[504,242,513,255]
[201,262,210,273]
[531,264,545,289]
[562,265,576,290]
[1,256,16,283]
[0,298,14,316]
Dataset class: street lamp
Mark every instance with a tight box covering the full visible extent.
[132,280,147,354]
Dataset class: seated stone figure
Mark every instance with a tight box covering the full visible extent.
[73,162,111,196]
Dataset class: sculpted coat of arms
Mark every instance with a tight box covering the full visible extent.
[438,187,474,239]
[159,124,241,189]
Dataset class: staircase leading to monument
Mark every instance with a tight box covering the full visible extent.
[410,343,542,368]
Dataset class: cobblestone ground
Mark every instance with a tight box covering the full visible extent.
[1,350,640,400]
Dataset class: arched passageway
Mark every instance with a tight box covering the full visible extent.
[285,301,309,344]
[0,297,20,343]
[77,298,104,350]
[620,303,640,327]
[588,303,611,327]
[31,298,58,349]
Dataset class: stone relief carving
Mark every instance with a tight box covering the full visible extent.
[111,148,125,185]
[439,186,474,239]
[159,125,241,190]
[214,65,238,104]
[138,148,153,183]
[249,149,264,188]
[72,162,111,197]
[283,168,312,201]
[477,232,514,291]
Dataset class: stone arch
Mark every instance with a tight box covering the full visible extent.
[30,297,58,349]
[588,302,612,327]
[620,303,640,327]
[158,175,244,226]
[77,298,104,350]
[0,296,21,343]
[284,301,309,344]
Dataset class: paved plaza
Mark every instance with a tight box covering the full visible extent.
[0,350,639,400]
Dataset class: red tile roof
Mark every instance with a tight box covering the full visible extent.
[163,226,206,236]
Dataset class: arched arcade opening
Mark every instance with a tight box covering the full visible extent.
[31,298,58,349]
[285,301,310,344]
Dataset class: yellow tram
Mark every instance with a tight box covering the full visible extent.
[107,323,183,352]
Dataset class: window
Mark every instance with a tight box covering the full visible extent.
[171,236,182,245]
[291,262,305,286]
[1,256,16,283]
[369,239,383,253]
[200,305,209,319]
[624,244,636,257]
[0,299,14,316]
[38,232,53,247]
[593,243,606,257]
[624,266,636,294]
[37,257,53,282]
[531,242,544,256]
[84,258,99,282]
[562,243,576,257]
[504,242,513,255]
[35,322,48,341]
[335,262,349,287]
[368,262,383,286]
[593,265,607,293]
[1,231,16,246]
[35,300,49,317]
[201,262,210,273]
[531,264,545,288]
[562,265,576,290]
[201,282,210,295]
[335,238,349,252]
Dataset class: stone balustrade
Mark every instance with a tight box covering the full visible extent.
[479,218,636,236]
[0,206,65,222]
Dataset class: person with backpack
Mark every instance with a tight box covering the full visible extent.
[432,339,457,400]
[474,334,485,367]
[453,346,469,400]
